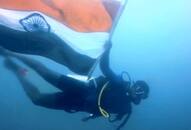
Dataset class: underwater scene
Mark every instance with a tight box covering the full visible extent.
[0,0,191,130]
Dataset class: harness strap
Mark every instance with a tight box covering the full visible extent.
[98,81,110,118]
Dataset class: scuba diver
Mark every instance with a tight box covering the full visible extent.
[0,45,149,130]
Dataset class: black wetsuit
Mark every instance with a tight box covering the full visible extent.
[31,47,132,120]
[0,25,132,118]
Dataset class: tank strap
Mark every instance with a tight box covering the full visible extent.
[97,81,110,118]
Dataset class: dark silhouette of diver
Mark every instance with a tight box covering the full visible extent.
[0,46,149,130]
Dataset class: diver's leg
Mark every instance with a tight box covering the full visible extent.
[8,50,88,92]
[10,53,88,92]
[4,50,62,87]
[4,57,73,110]
[1,48,88,92]
[4,57,42,105]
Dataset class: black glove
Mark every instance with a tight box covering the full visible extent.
[104,41,112,51]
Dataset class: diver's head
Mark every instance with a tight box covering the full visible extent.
[120,72,149,104]
[130,80,149,105]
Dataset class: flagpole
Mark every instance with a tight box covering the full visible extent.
[108,0,128,41]
[87,0,128,79]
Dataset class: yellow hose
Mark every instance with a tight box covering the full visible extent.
[98,81,110,118]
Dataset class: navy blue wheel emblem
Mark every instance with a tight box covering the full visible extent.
[20,13,51,33]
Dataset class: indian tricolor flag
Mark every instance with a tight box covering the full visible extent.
[0,0,127,75]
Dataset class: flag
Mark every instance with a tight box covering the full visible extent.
[0,0,127,75]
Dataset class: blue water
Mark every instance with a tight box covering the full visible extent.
[0,0,191,130]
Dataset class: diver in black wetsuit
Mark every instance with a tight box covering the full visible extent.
[0,45,149,130]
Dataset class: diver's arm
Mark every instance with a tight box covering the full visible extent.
[108,112,128,123]
[100,42,117,80]
[116,112,131,130]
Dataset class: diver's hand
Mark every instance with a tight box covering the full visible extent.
[104,41,112,51]
[81,114,98,122]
